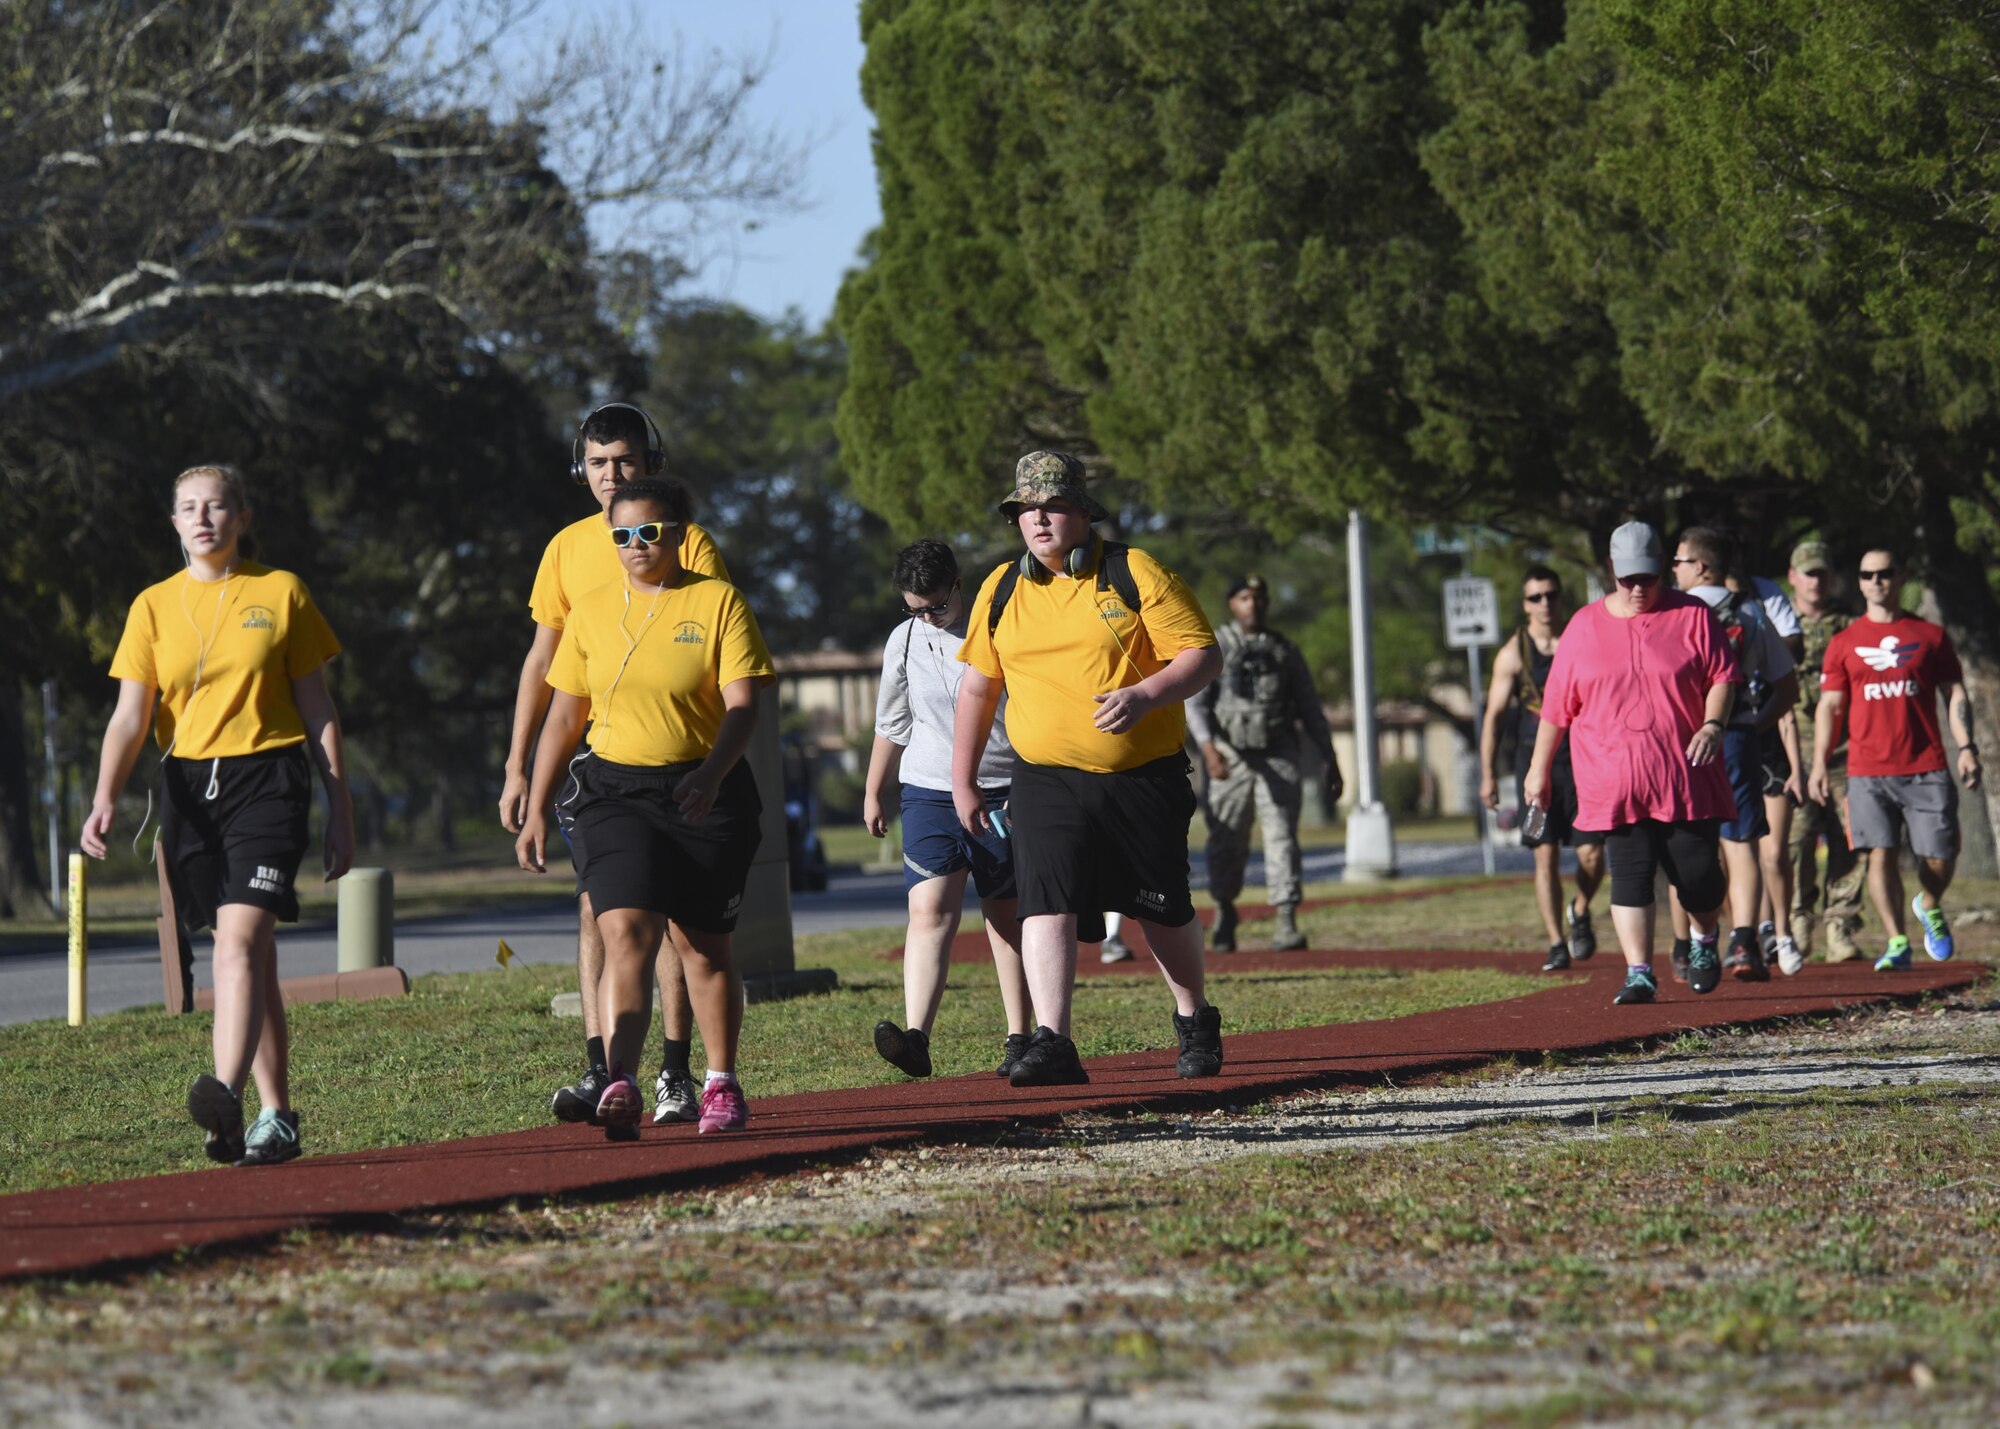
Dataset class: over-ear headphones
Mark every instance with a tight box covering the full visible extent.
[569,402,667,484]
[1019,536,1097,583]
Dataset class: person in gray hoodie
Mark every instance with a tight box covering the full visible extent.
[863,540,1032,1078]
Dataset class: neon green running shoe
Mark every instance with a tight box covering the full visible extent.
[1912,895,1955,961]
[1874,937,1912,972]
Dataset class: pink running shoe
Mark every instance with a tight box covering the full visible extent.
[697,1079,749,1133]
[596,1074,642,1141]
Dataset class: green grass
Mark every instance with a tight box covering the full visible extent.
[0,922,1545,1194]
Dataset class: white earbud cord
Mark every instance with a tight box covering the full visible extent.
[132,565,237,856]
[594,578,669,741]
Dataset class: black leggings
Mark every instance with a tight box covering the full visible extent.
[1603,819,1725,911]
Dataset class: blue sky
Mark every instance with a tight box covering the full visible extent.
[557,1,881,328]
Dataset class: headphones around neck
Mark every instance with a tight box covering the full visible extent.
[569,402,667,484]
[1019,535,1098,583]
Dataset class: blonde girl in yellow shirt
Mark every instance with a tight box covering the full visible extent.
[516,479,775,1139]
[81,466,354,1168]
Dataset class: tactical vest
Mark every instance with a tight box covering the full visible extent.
[1214,624,1298,751]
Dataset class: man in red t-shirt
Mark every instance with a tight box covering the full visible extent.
[1809,549,1982,968]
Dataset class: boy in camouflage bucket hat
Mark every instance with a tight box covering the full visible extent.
[999,451,1110,523]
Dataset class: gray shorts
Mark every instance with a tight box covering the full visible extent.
[1847,771,1960,860]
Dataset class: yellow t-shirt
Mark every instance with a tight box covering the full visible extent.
[547,572,776,766]
[958,545,1215,773]
[528,515,728,629]
[109,562,342,759]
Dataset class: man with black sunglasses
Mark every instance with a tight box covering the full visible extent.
[1480,566,1606,971]
[1811,550,1980,969]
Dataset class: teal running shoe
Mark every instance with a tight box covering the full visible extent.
[235,1107,301,1167]
[1686,935,1722,995]
[1875,937,1912,972]
[1912,895,1955,961]
[1613,964,1658,1005]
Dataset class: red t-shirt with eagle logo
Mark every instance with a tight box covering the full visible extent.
[1820,616,1962,777]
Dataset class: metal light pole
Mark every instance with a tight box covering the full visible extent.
[1344,510,1398,880]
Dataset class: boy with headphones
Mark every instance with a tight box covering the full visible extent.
[951,451,1225,1087]
[500,402,732,1128]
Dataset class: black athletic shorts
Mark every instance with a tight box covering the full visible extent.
[1758,727,1791,798]
[561,754,762,931]
[1603,818,1725,911]
[1515,752,1605,849]
[160,746,314,930]
[1011,754,1197,930]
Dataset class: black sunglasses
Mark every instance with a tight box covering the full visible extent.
[1522,591,1560,604]
[610,520,679,548]
[1616,573,1660,589]
[899,582,959,620]
[1858,566,1897,582]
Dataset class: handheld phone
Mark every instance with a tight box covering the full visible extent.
[991,806,1011,841]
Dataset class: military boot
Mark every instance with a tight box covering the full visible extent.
[1824,916,1863,964]
[1272,903,1308,951]
[1211,901,1238,953]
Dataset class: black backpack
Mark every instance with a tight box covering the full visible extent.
[986,541,1142,635]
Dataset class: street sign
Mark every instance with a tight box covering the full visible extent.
[1443,577,1499,649]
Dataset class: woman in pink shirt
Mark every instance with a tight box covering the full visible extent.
[1524,522,1740,1005]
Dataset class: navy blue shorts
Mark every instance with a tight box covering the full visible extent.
[1720,729,1768,843]
[900,784,1015,900]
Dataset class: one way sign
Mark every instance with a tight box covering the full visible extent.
[1442,577,1499,649]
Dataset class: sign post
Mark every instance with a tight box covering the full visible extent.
[67,853,86,1026]
[1443,578,1500,876]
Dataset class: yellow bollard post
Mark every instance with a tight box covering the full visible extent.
[67,852,86,1027]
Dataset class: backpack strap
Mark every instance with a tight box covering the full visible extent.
[986,561,1024,636]
[1094,540,1142,613]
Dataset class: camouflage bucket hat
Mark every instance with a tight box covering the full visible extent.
[998,450,1109,523]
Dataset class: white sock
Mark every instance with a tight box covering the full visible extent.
[704,1070,737,1088]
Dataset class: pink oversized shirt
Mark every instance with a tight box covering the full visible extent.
[1540,590,1741,830]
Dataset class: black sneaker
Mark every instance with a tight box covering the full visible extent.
[187,1074,244,1165]
[1687,935,1722,995]
[1726,932,1770,983]
[1567,905,1597,961]
[552,1066,612,1125]
[873,1021,933,1078]
[1670,939,1692,984]
[1172,1005,1223,1078]
[1542,941,1572,972]
[1210,902,1238,954]
[1008,1026,1089,1087]
[996,1032,1031,1079]
[1612,965,1659,1005]
[1757,921,1778,961]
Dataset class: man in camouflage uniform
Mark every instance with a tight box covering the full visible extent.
[1186,575,1342,951]
[1786,540,1865,961]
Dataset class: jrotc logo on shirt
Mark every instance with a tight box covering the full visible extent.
[1097,598,1132,624]
[672,621,707,645]
[240,605,276,631]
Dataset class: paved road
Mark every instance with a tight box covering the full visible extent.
[0,840,1547,1026]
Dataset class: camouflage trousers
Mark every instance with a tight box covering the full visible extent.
[1790,765,1864,931]
[1204,742,1303,909]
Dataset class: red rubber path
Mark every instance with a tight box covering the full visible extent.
[1,941,1982,1282]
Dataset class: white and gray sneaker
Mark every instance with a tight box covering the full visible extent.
[1774,936,1805,977]
[653,1068,701,1124]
